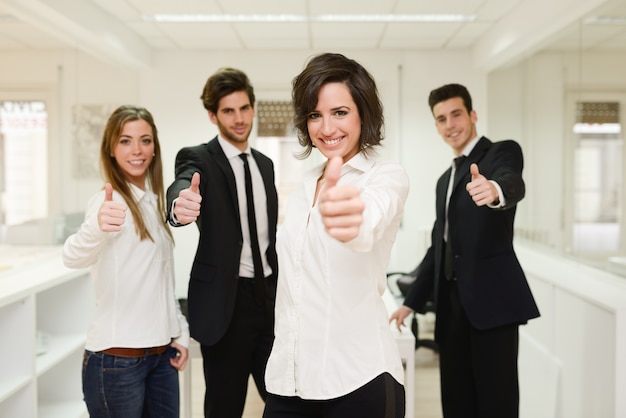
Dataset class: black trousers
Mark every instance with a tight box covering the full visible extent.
[263,372,405,418]
[438,279,520,418]
[200,277,274,418]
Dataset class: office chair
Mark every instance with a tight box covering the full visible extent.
[387,267,439,353]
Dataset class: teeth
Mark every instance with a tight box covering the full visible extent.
[323,138,341,145]
[129,160,145,166]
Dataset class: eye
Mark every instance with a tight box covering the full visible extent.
[142,137,153,145]
[119,138,131,145]
[307,112,321,120]
[334,110,348,117]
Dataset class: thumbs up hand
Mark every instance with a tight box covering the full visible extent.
[174,172,202,225]
[318,157,364,242]
[98,183,127,232]
[465,163,498,207]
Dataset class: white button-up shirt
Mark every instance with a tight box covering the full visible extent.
[265,152,409,399]
[63,183,189,351]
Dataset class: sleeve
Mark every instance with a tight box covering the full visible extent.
[491,140,525,210]
[172,298,190,348]
[62,190,113,269]
[343,162,410,252]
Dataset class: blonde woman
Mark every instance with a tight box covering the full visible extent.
[64,105,189,417]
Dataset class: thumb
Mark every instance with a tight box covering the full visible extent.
[190,172,200,194]
[470,163,480,181]
[104,183,113,201]
[323,157,343,189]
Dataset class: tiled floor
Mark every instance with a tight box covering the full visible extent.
[181,342,442,418]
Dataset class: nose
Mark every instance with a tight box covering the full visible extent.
[320,117,335,136]
[233,109,244,123]
[131,141,141,154]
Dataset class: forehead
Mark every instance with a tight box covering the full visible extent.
[316,82,355,107]
[433,97,465,118]
[120,118,152,134]
[217,90,251,110]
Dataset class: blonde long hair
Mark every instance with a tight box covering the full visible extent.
[99,105,172,242]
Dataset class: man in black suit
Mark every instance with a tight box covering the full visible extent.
[166,67,278,418]
[390,83,539,418]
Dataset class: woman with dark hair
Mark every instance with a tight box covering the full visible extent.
[264,53,409,418]
[63,105,189,417]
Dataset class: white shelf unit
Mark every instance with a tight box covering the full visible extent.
[0,247,91,418]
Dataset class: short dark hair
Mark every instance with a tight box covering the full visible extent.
[200,67,255,113]
[291,52,384,159]
[428,83,473,114]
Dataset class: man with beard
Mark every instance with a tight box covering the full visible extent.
[167,67,278,418]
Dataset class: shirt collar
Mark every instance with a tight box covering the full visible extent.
[308,151,378,180]
[129,181,150,202]
[218,135,250,159]
[458,135,480,158]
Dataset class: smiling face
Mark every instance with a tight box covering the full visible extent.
[112,119,154,189]
[209,90,255,151]
[433,96,478,156]
[307,82,361,163]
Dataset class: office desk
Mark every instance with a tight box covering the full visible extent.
[182,288,416,418]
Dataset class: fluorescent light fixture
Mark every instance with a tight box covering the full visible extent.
[143,14,476,23]
[584,16,626,24]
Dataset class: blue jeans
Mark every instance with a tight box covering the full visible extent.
[82,347,180,418]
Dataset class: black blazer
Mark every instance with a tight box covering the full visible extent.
[404,137,539,340]
[166,137,278,346]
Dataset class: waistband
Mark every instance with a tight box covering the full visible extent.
[101,344,169,358]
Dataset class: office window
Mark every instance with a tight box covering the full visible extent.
[0,101,48,229]
[254,100,320,224]
[572,102,622,253]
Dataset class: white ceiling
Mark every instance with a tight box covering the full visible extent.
[0,0,625,71]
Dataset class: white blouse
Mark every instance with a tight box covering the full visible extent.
[63,183,189,351]
[265,152,410,399]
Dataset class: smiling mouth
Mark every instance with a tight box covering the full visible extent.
[129,160,145,166]
[322,137,342,146]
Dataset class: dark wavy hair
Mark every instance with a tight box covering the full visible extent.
[100,105,172,242]
[201,67,255,113]
[291,53,384,159]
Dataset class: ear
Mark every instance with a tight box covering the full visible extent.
[208,111,217,125]
[470,109,478,124]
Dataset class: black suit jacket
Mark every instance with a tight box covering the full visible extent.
[166,137,278,346]
[404,137,539,340]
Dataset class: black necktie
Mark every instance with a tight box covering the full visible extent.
[444,155,466,280]
[239,153,265,303]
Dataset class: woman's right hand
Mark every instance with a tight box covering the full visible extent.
[98,183,127,232]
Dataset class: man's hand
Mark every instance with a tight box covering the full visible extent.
[318,157,364,242]
[389,305,414,332]
[174,172,202,225]
[98,183,127,232]
[466,163,498,207]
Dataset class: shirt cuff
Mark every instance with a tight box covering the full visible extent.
[488,180,506,209]
[169,198,181,226]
